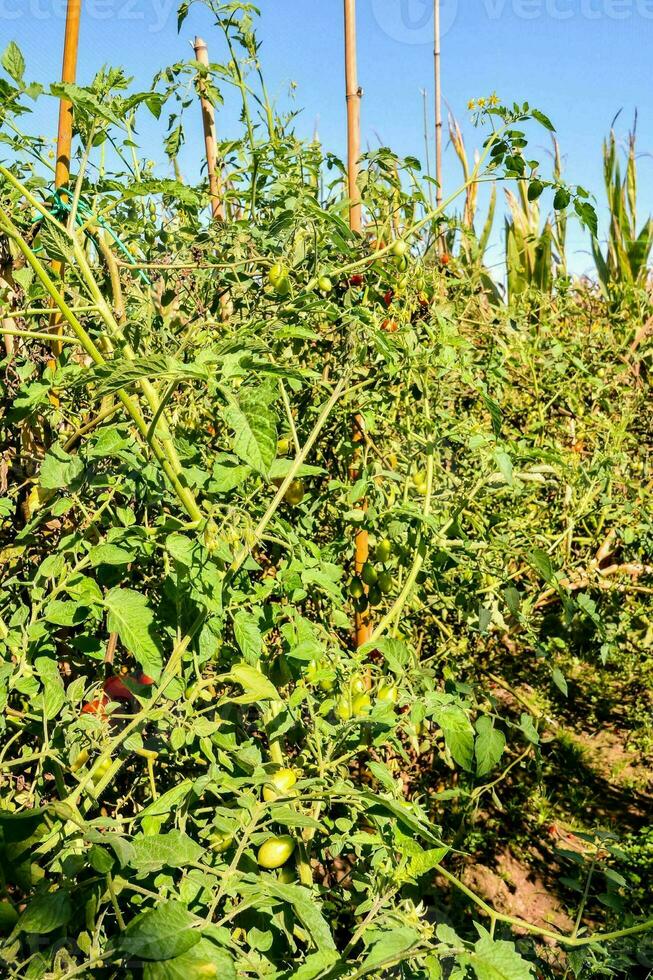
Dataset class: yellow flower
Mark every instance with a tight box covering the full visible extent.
[489,93,500,107]
[467,99,476,110]
[477,97,487,108]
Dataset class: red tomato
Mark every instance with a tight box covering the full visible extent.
[440,253,451,266]
[381,318,399,333]
[81,696,109,716]
[349,273,364,287]
[383,289,394,308]
[103,673,154,702]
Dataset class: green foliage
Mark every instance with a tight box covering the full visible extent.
[0,13,651,980]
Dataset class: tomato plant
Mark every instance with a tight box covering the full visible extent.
[0,6,651,980]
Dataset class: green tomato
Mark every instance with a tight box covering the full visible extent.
[262,768,298,803]
[377,683,398,705]
[413,469,427,487]
[375,538,393,563]
[348,576,365,600]
[361,562,378,587]
[91,758,112,784]
[210,833,233,854]
[317,275,333,293]
[377,571,393,595]
[319,673,335,693]
[268,261,287,287]
[335,697,352,721]
[391,239,408,258]
[354,595,369,614]
[284,479,305,506]
[350,675,367,695]
[257,835,296,869]
[368,584,382,607]
[352,693,372,716]
[277,437,291,456]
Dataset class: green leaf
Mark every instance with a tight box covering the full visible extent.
[210,460,251,493]
[17,891,71,934]
[1,41,25,82]
[359,927,421,973]
[222,387,277,476]
[130,831,203,873]
[81,355,207,398]
[40,445,84,490]
[35,657,65,721]
[553,187,571,211]
[468,935,535,979]
[527,179,544,202]
[88,543,135,567]
[552,667,568,697]
[119,901,199,961]
[361,636,411,673]
[233,610,263,664]
[432,703,474,771]
[135,781,193,821]
[289,950,340,979]
[104,588,163,679]
[529,548,556,585]
[227,663,279,702]
[44,599,90,627]
[404,846,449,881]
[475,716,506,777]
[263,882,337,951]
[520,713,539,745]
[166,533,194,567]
[532,108,555,131]
[494,451,513,485]
[143,939,236,980]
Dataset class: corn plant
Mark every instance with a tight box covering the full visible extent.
[592,124,653,300]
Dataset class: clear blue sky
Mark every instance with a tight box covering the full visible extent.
[2,0,652,275]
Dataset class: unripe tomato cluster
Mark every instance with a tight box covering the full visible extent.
[347,537,396,611]
[334,673,399,721]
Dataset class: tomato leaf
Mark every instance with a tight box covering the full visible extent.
[475,716,506,777]
[466,935,535,979]
[17,891,71,934]
[118,901,199,961]
[104,588,163,680]
[143,939,236,980]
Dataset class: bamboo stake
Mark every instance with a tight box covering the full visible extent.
[50,0,83,357]
[344,0,362,233]
[434,0,443,210]
[193,36,224,221]
[343,0,370,648]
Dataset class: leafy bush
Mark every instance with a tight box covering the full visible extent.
[0,5,651,978]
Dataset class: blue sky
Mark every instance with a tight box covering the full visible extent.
[2,0,652,275]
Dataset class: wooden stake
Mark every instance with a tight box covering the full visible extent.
[50,0,83,357]
[434,0,443,210]
[343,0,370,648]
[344,0,362,233]
[193,36,224,221]
[55,0,82,191]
